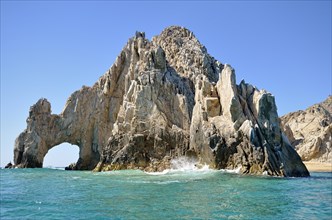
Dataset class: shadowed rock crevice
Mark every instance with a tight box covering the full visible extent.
[14,26,309,177]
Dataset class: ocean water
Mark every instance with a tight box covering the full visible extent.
[1,162,331,219]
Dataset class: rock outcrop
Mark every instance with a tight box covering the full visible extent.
[14,26,309,177]
[281,96,332,163]
[4,162,13,169]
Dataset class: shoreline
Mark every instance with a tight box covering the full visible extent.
[303,162,332,172]
[2,162,331,173]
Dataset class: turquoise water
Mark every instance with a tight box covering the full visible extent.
[1,168,331,219]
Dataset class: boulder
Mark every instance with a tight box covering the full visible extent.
[5,162,13,169]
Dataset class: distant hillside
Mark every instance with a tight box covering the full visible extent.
[281,96,332,163]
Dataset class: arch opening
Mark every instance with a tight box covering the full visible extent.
[43,143,79,169]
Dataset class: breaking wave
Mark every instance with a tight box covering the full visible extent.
[145,157,212,176]
[220,166,242,174]
[170,157,210,172]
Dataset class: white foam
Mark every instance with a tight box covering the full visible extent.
[44,166,65,170]
[144,157,213,175]
[170,156,214,173]
[144,169,170,175]
[220,166,242,174]
[170,157,198,171]
[71,176,81,179]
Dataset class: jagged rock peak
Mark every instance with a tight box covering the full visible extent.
[135,31,145,39]
[159,26,194,38]
[156,26,201,51]
[313,95,332,115]
[153,26,222,82]
[13,26,309,177]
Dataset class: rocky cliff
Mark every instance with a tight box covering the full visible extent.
[13,26,309,177]
[281,96,332,163]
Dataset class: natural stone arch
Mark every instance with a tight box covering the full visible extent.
[43,142,79,168]
[14,97,110,170]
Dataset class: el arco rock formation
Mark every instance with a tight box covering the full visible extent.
[14,26,309,177]
[281,96,332,163]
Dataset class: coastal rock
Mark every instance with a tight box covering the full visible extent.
[5,162,13,169]
[281,96,332,163]
[65,163,76,170]
[13,26,309,177]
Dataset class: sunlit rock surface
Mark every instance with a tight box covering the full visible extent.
[281,96,331,163]
[14,26,309,177]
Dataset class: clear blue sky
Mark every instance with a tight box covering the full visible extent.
[1,1,331,167]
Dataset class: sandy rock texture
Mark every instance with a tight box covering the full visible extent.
[281,96,331,163]
[14,26,309,177]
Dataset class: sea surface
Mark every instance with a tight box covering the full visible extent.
[1,161,332,219]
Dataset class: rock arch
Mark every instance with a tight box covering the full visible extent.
[14,97,109,170]
[43,142,79,168]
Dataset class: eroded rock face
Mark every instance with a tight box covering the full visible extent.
[14,26,309,177]
[14,86,112,170]
[281,96,332,163]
